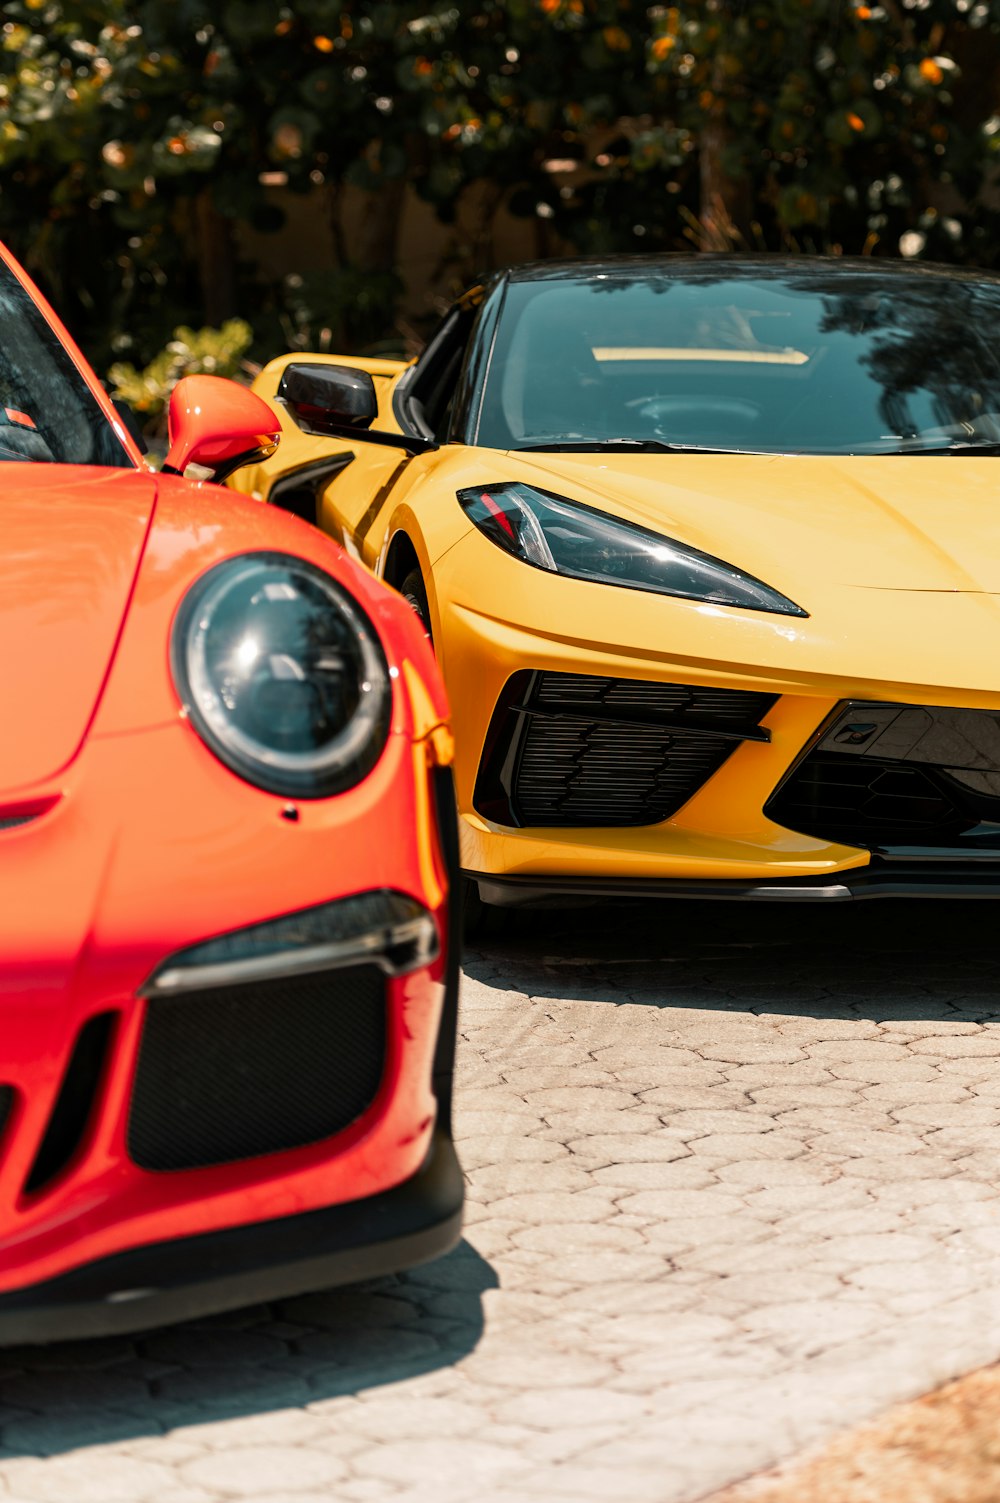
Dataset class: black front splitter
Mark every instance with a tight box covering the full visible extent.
[0,1129,462,1345]
[470,863,1000,906]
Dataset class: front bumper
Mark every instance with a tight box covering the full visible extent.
[0,1128,462,1345]
[0,720,458,1300]
[436,538,1000,892]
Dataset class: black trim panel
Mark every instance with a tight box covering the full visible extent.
[430,766,462,1134]
[268,452,354,525]
[0,1129,462,1345]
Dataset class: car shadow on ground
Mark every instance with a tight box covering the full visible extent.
[0,1238,495,1458]
[464,897,1000,1023]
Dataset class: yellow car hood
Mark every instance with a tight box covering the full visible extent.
[509,450,1000,599]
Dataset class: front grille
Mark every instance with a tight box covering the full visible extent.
[475,671,777,828]
[767,701,1000,850]
[128,964,386,1172]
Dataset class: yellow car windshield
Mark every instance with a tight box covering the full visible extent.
[477,265,1000,456]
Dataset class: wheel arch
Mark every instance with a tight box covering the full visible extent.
[382,530,423,594]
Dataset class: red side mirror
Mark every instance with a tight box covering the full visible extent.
[162,375,281,483]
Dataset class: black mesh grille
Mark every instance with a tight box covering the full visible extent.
[533,674,772,727]
[128,964,386,1172]
[0,1087,12,1141]
[766,700,1000,849]
[475,671,777,828]
[514,717,735,825]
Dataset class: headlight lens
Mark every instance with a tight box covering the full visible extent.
[172,552,391,797]
[457,482,806,617]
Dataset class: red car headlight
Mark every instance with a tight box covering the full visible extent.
[171,552,392,798]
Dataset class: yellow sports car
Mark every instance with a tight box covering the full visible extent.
[235,256,1000,913]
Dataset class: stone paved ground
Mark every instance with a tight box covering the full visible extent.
[1,899,1000,1501]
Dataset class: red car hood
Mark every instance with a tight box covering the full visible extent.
[0,465,154,795]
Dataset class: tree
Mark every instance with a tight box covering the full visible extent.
[4,0,1000,373]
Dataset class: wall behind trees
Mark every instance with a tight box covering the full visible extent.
[4,0,1000,383]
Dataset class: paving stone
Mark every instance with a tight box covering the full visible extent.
[589,1159,717,1191]
[463,1161,595,1195]
[653,1108,775,1136]
[534,1110,667,1139]
[486,1189,620,1222]
[616,1188,747,1219]
[181,1444,348,1493]
[643,1214,772,1250]
[823,1058,940,1083]
[1,1454,178,1501]
[493,1386,649,1430]
[712,1157,841,1189]
[458,1135,568,1165]
[511,1222,648,1254]
[699,1044,808,1065]
[353,1436,525,1487]
[910,1032,1000,1056]
[686,1132,805,1160]
[564,1133,692,1162]
[838,1155,961,1181]
[862,1079,972,1102]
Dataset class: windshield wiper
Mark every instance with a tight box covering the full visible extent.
[906,441,1000,456]
[512,438,737,455]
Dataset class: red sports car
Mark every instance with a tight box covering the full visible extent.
[0,240,462,1342]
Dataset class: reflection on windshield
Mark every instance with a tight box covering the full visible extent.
[477,266,1000,456]
[0,264,131,467]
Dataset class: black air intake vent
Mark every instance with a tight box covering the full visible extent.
[766,700,1000,851]
[24,1013,118,1196]
[475,671,777,828]
[128,964,386,1171]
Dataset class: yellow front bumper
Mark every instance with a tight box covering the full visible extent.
[435,530,1000,888]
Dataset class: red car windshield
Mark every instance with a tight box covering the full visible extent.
[0,262,131,467]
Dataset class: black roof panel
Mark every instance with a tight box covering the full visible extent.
[503,253,1000,288]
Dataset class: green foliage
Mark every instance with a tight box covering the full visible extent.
[4,0,1000,371]
[275,268,407,356]
[108,318,253,421]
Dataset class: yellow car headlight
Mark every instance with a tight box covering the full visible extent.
[457,483,806,617]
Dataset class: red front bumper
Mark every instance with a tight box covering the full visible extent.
[0,716,458,1322]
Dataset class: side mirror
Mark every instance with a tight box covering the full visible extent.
[162,375,281,482]
[277,362,378,436]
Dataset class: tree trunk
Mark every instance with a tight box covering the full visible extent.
[699,58,751,248]
[356,175,406,273]
[195,187,237,326]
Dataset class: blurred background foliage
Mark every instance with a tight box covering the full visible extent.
[4,0,1000,393]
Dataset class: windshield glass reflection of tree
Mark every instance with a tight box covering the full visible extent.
[0,266,131,467]
[477,266,1000,456]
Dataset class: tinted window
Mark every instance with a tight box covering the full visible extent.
[0,263,131,467]
[476,267,1000,455]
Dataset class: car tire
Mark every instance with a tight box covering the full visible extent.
[400,568,432,645]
